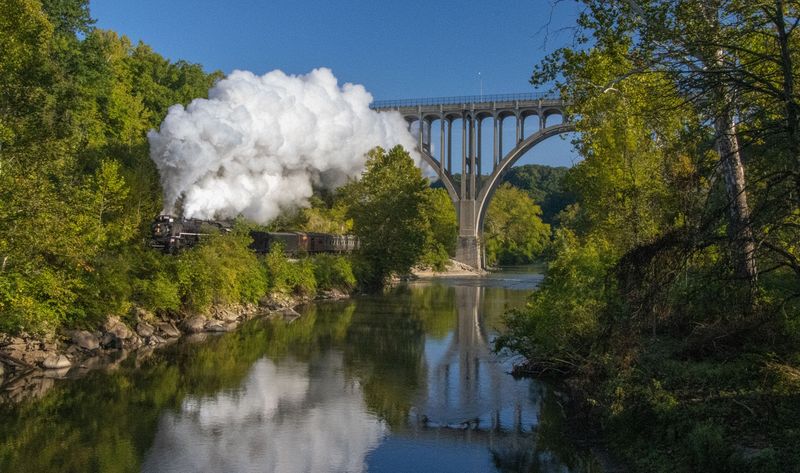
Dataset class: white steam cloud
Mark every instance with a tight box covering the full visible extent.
[148,68,419,223]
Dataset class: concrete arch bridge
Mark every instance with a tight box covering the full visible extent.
[371,93,574,269]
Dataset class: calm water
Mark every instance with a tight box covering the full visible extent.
[0,270,601,472]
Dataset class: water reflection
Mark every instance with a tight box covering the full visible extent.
[0,272,601,472]
[416,285,538,431]
[143,355,385,473]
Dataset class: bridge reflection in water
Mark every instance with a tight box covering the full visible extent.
[135,275,595,472]
[413,284,537,433]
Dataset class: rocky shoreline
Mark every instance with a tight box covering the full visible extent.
[0,289,349,403]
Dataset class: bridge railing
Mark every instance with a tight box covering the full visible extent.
[370,92,560,109]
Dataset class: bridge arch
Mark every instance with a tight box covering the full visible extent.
[475,123,575,237]
[371,93,572,269]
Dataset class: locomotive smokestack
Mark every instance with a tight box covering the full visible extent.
[147,68,419,224]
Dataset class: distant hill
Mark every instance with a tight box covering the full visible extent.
[432,164,575,225]
[500,164,576,224]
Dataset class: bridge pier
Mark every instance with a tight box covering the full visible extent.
[455,235,482,270]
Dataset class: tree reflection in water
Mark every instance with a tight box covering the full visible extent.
[0,274,602,472]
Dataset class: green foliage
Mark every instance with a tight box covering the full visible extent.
[496,229,618,367]
[312,254,356,292]
[484,183,552,267]
[342,146,432,289]
[496,1,800,470]
[175,230,268,312]
[501,164,576,224]
[263,244,316,296]
[419,187,457,271]
[0,1,221,334]
[301,195,352,234]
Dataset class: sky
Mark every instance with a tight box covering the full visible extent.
[90,0,583,168]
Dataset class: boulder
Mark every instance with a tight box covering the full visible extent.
[136,321,155,338]
[204,320,230,332]
[103,317,133,340]
[216,308,240,323]
[100,332,123,350]
[130,307,155,323]
[277,307,301,318]
[157,322,181,338]
[181,315,207,334]
[146,335,166,346]
[71,330,100,351]
[41,354,71,370]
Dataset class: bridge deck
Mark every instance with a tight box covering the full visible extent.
[370,93,565,113]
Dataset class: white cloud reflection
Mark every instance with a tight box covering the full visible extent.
[142,354,386,473]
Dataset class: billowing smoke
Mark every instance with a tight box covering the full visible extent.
[148,68,419,223]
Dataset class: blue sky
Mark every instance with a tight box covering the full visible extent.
[90,0,582,168]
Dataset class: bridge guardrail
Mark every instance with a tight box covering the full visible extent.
[370,93,560,109]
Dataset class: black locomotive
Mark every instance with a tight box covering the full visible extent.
[150,215,358,255]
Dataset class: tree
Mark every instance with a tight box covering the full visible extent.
[501,164,576,224]
[342,146,431,289]
[484,183,551,266]
[419,188,457,270]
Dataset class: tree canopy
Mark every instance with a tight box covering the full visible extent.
[484,183,551,266]
[342,146,441,289]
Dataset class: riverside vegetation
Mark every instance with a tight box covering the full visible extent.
[495,1,800,472]
[0,0,557,341]
[0,0,560,386]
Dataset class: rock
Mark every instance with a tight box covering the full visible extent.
[100,332,118,349]
[277,307,300,317]
[146,335,166,346]
[104,317,133,340]
[260,294,294,311]
[65,345,81,356]
[126,335,143,350]
[182,315,207,334]
[217,308,240,323]
[204,320,230,332]
[42,367,70,379]
[130,307,155,323]
[157,322,181,338]
[41,354,71,370]
[71,330,100,351]
[136,321,155,338]
[2,337,27,351]
[316,289,348,300]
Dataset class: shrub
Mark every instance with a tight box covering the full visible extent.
[175,230,268,312]
[264,244,316,296]
[312,254,356,292]
[494,229,619,369]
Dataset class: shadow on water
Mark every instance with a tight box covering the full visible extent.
[0,270,602,472]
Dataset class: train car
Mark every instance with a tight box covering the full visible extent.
[249,231,308,255]
[151,215,358,256]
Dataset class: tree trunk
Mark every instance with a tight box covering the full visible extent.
[772,0,800,196]
[715,105,758,296]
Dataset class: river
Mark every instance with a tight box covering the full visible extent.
[0,269,602,472]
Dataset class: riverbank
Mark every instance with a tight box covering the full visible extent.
[410,259,487,278]
[0,289,349,402]
[510,335,800,473]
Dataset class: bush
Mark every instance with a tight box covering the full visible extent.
[312,254,356,292]
[264,244,316,296]
[174,230,268,312]
[494,229,619,369]
[133,274,180,312]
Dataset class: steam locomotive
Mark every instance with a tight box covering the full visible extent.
[150,215,359,254]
